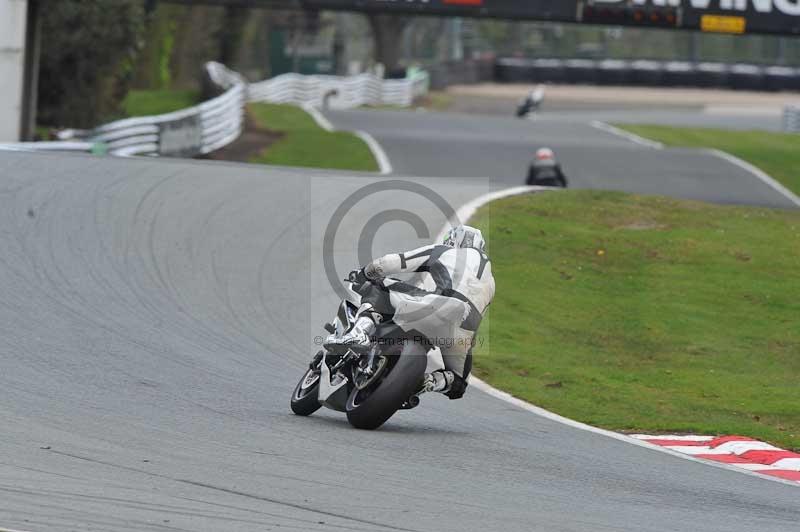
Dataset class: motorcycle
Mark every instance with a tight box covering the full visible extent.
[526,164,568,188]
[290,278,430,430]
[516,86,545,119]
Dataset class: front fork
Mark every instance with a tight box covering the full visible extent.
[316,349,353,412]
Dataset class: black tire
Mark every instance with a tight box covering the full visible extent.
[345,342,427,430]
[290,367,322,416]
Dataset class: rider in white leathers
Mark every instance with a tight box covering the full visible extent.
[325,225,495,399]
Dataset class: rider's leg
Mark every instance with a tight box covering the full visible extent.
[324,280,397,349]
[324,280,431,349]
[323,301,383,349]
[378,290,473,398]
[421,328,474,399]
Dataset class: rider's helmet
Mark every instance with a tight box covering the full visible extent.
[442,225,486,252]
[535,147,555,161]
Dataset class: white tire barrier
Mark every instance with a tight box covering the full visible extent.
[1,64,429,156]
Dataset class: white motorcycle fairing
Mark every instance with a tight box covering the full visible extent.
[317,351,349,411]
[312,279,440,412]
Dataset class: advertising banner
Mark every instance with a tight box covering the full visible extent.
[305,0,800,34]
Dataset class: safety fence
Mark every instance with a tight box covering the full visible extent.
[247,70,429,108]
[495,58,800,92]
[784,105,800,133]
[0,63,428,157]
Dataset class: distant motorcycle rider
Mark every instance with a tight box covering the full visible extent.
[527,147,568,188]
[516,86,545,118]
[324,225,495,400]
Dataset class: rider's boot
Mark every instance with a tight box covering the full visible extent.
[324,303,381,350]
[401,371,457,410]
[419,370,455,395]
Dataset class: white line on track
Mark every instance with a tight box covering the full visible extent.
[631,434,714,441]
[301,104,393,175]
[706,148,800,208]
[301,103,335,132]
[0,526,35,532]
[590,121,800,208]
[590,120,665,149]
[734,463,784,471]
[445,185,800,489]
[354,130,393,175]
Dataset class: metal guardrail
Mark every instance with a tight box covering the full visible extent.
[248,71,430,109]
[0,62,246,157]
[0,140,98,153]
[784,105,800,133]
[90,62,246,157]
[495,58,800,91]
[1,64,429,157]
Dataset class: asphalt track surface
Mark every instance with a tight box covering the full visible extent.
[1,148,798,532]
[446,95,784,132]
[325,108,797,209]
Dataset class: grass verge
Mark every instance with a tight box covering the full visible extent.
[613,124,800,198]
[122,89,201,117]
[471,190,800,449]
[248,103,379,172]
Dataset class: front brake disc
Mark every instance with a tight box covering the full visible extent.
[353,355,388,390]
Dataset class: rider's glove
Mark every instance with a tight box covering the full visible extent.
[347,268,368,285]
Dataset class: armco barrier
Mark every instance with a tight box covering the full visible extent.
[696,62,730,88]
[495,58,800,92]
[1,63,429,156]
[564,59,598,84]
[92,64,246,157]
[662,61,696,87]
[729,64,764,91]
[247,70,429,109]
[0,141,97,152]
[765,66,800,92]
[596,60,629,85]
[1,62,246,157]
[630,60,662,86]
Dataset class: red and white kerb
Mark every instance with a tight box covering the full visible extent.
[633,434,800,484]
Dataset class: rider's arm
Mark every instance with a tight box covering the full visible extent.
[555,165,568,185]
[364,244,436,280]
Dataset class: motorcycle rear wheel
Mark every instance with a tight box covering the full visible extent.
[345,342,427,430]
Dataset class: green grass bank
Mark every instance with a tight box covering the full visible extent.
[248,103,379,172]
[122,89,200,117]
[471,190,800,449]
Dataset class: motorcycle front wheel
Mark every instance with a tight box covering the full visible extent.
[290,357,323,416]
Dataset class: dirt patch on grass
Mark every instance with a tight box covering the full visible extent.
[619,221,667,231]
[202,110,284,163]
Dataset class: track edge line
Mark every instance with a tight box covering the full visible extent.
[354,130,393,175]
[589,121,665,149]
[706,148,800,208]
[301,104,392,175]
